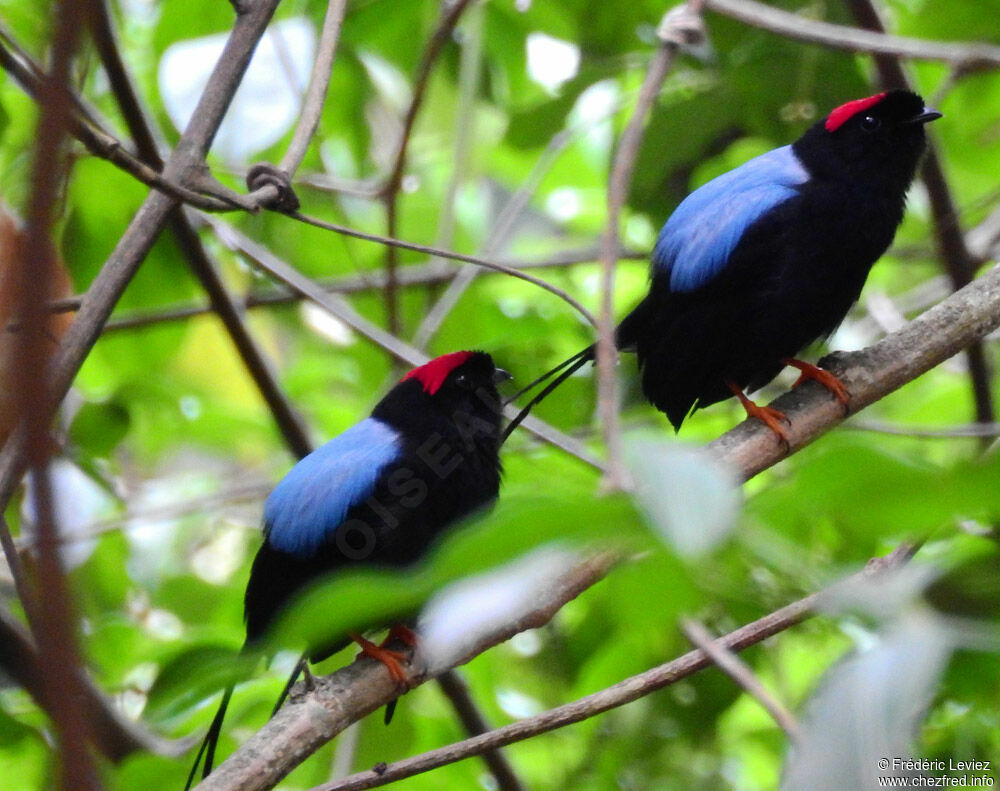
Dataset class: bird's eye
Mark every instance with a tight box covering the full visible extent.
[454,373,472,389]
[860,115,880,133]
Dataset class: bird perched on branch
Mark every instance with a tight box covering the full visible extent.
[187,351,510,786]
[505,90,941,444]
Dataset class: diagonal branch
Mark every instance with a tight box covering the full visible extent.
[597,1,707,491]
[708,262,1000,480]
[680,618,801,742]
[88,0,313,459]
[0,0,284,511]
[194,546,912,791]
[380,0,475,335]
[705,0,1000,70]
[277,0,349,176]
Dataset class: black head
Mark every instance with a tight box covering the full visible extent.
[373,351,510,449]
[793,90,941,190]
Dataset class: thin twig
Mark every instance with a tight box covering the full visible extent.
[705,0,1000,69]
[597,2,706,490]
[289,211,598,326]
[841,0,995,435]
[278,0,349,176]
[846,419,1000,439]
[381,0,475,335]
[680,618,802,742]
[436,670,526,791]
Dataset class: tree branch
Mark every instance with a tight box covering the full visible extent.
[277,0,349,176]
[0,0,285,515]
[597,4,707,491]
[288,211,598,327]
[708,262,1000,481]
[705,0,1000,70]
[195,547,912,791]
[380,0,474,336]
[88,0,314,459]
[8,2,100,787]
[680,618,801,742]
[435,669,526,791]
[0,605,191,761]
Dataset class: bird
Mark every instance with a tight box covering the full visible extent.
[504,90,941,444]
[187,350,510,786]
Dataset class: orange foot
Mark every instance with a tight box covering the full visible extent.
[781,358,849,409]
[726,380,790,449]
[350,632,409,684]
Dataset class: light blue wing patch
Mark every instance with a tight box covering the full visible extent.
[264,417,402,558]
[652,145,809,293]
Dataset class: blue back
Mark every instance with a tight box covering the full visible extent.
[652,145,809,293]
[264,417,402,558]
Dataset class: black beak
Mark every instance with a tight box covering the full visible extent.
[905,106,943,126]
[493,368,513,385]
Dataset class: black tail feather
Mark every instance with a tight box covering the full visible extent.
[185,683,234,789]
[502,346,595,443]
[502,346,593,407]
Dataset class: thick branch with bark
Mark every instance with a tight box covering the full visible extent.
[708,262,1000,479]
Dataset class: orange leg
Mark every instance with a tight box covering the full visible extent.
[350,632,409,684]
[726,380,790,448]
[781,358,849,408]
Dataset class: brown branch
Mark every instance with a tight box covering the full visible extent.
[840,0,995,431]
[435,670,526,791]
[195,547,910,791]
[8,1,100,787]
[597,2,707,490]
[381,0,474,336]
[705,0,1000,70]
[0,0,285,515]
[0,32,240,212]
[680,618,801,742]
[708,262,1000,481]
[88,0,313,459]
[277,0,349,176]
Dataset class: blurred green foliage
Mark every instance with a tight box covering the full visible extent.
[0,0,998,789]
